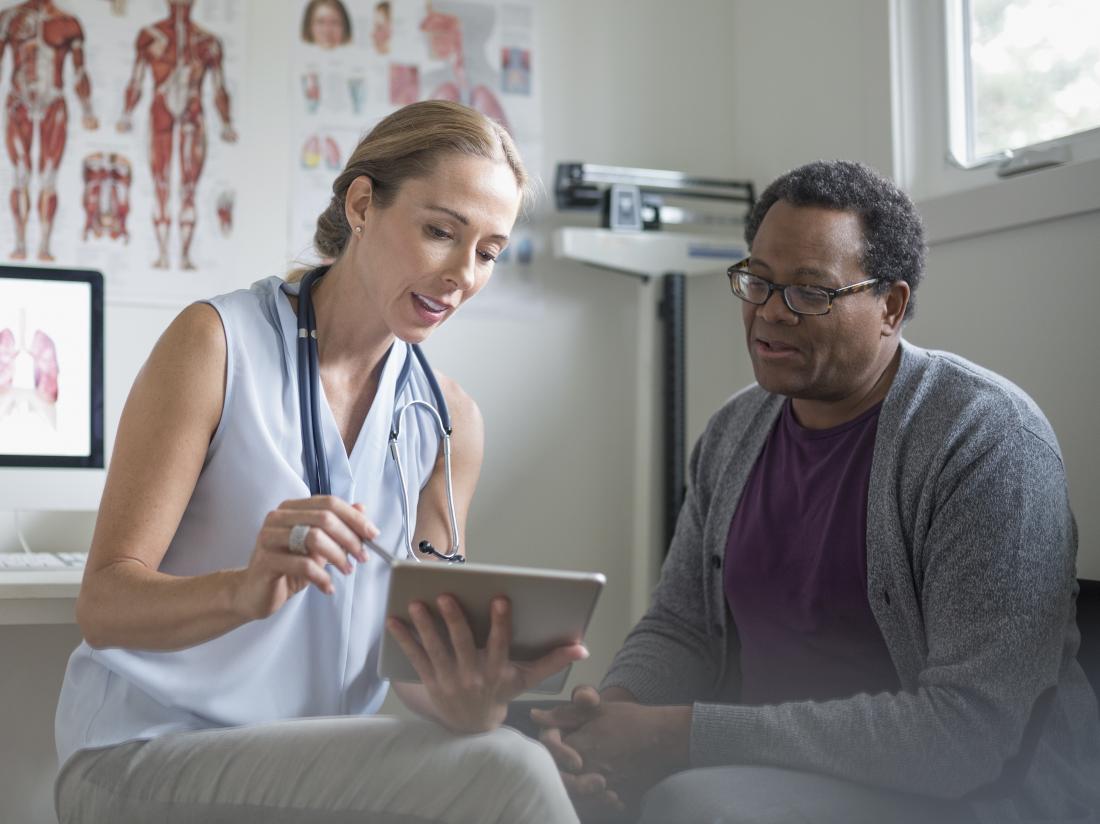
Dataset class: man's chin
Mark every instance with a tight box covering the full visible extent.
[750,362,802,398]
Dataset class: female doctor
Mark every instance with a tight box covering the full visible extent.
[54,100,585,824]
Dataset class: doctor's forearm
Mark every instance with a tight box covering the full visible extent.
[76,562,250,651]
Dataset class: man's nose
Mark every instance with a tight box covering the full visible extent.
[756,287,798,324]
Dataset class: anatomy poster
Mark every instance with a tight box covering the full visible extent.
[287,0,540,282]
[0,0,245,304]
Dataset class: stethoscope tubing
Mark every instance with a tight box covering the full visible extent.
[296,266,462,562]
[301,279,330,492]
[390,400,461,560]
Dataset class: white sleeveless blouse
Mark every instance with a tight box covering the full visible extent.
[55,276,439,766]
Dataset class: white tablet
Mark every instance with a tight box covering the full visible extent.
[377,552,605,695]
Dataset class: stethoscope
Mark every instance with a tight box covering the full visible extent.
[296,266,465,563]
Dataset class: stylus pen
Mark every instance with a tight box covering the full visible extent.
[362,536,401,566]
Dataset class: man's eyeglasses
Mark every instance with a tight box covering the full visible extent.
[726,258,881,316]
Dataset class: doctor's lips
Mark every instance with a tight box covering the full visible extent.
[412,293,454,314]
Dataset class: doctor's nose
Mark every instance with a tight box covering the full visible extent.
[444,250,478,292]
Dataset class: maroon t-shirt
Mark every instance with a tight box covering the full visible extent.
[724,399,900,706]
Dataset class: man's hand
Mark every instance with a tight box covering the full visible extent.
[534,686,626,821]
[532,686,693,813]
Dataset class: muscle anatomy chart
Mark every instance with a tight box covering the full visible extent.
[0,0,245,303]
[287,0,540,267]
[0,1,99,262]
[117,0,237,271]
[82,151,131,242]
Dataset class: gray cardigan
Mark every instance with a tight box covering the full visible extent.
[603,341,1100,822]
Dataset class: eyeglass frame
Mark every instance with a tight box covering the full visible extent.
[726,258,882,316]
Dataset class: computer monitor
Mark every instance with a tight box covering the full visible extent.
[0,266,105,511]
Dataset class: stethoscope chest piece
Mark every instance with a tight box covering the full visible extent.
[419,539,465,563]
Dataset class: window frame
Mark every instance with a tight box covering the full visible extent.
[944,0,1100,171]
[891,0,1100,244]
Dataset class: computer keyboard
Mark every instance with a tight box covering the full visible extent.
[0,552,87,570]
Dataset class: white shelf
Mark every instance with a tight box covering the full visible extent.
[0,570,81,625]
[553,227,745,278]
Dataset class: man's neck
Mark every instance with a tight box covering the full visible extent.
[791,340,902,430]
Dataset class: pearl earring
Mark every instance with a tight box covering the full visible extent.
[354,225,363,234]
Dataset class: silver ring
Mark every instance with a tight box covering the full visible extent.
[288,524,311,556]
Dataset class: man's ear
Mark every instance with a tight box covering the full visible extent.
[882,279,910,335]
[344,175,374,230]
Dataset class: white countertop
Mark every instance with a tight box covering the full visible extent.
[0,570,81,625]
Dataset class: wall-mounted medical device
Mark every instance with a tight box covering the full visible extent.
[553,162,755,556]
[554,162,755,234]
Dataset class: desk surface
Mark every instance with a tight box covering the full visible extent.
[0,570,81,625]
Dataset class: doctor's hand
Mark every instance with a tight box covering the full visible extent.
[232,496,379,621]
[387,595,589,735]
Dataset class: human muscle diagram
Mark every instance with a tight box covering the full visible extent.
[0,0,99,262]
[0,0,245,303]
[81,152,131,242]
[117,0,237,270]
[215,188,231,236]
[288,0,539,266]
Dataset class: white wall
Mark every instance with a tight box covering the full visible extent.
[0,2,738,822]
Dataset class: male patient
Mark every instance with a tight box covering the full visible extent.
[533,161,1100,823]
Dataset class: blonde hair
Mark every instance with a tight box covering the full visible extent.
[307,100,527,270]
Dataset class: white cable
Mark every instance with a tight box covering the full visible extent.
[13,509,33,554]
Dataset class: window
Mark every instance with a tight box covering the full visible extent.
[893,0,1100,239]
[946,0,1100,168]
